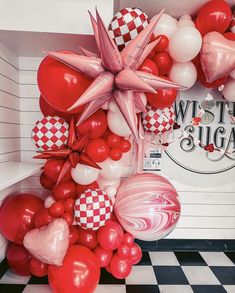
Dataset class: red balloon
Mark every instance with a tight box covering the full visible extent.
[153,52,172,76]
[106,133,122,148]
[224,32,235,41]
[62,212,74,226]
[110,253,132,279]
[94,246,113,268]
[49,201,64,218]
[40,172,55,190]
[196,0,232,36]
[117,243,130,258]
[128,243,142,265]
[154,35,169,53]
[48,245,100,293]
[52,181,77,200]
[69,226,79,245]
[120,139,131,153]
[44,159,64,183]
[77,226,99,250]
[64,198,75,213]
[7,244,30,276]
[39,95,73,122]
[0,194,44,244]
[123,233,134,245]
[146,86,178,109]
[97,220,124,251]
[77,109,108,139]
[139,58,158,75]
[76,181,99,197]
[86,138,110,163]
[30,257,48,277]
[38,52,92,114]
[110,148,123,161]
[34,208,53,228]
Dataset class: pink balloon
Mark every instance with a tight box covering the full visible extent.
[23,218,69,266]
[114,173,181,241]
[201,32,235,82]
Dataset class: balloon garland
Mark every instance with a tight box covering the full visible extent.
[0,1,234,292]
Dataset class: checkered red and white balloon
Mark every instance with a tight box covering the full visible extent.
[74,189,113,230]
[32,116,69,151]
[142,105,175,134]
[108,7,149,51]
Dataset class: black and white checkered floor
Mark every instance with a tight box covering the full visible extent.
[0,251,235,293]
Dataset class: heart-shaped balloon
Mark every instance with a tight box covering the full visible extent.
[23,218,69,266]
[201,32,235,82]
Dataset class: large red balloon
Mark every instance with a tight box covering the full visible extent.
[146,87,177,109]
[77,226,99,250]
[77,109,108,139]
[40,172,55,190]
[30,257,48,277]
[52,181,77,200]
[196,0,232,36]
[48,245,100,293]
[7,244,31,276]
[44,159,72,183]
[0,194,44,244]
[37,52,92,113]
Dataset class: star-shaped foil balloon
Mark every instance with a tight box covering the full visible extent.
[44,9,184,141]
[34,117,101,185]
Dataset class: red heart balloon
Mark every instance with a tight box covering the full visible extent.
[37,51,93,114]
[48,245,100,293]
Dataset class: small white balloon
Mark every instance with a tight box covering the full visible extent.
[44,195,55,208]
[71,163,99,185]
[104,185,117,198]
[99,158,124,180]
[169,61,197,89]
[108,100,119,112]
[222,78,235,102]
[169,26,202,62]
[153,13,178,39]
[101,101,109,110]
[178,15,195,28]
[97,177,121,190]
[107,110,132,137]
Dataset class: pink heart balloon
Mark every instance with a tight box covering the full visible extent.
[201,32,235,82]
[23,218,69,266]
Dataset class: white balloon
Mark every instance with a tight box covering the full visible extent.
[97,177,121,190]
[169,26,202,62]
[107,110,131,137]
[178,15,195,28]
[104,185,117,198]
[153,13,177,39]
[71,163,99,185]
[44,195,55,208]
[99,158,124,180]
[230,69,235,79]
[108,100,119,112]
[169,61,197,89]
[222,78,235,102]
[101,101,109,110]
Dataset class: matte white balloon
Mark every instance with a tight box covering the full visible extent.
[222,78,235,102]
[44,195,55,208]
[169,61,197,89]
[178,15,195,28]
[104,185,117,198]
[108,100,119,112]
[153,13,177,38]
[107,109,132,137]
[97,177,121,190]
[98,158,124,180]
[169,26,202,62]
[71,163,99,185]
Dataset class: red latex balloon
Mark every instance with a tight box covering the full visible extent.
[69,226,79,245]
[64,198,75,213]
[34,208,53,228]
[128,243,142,265]
[123,233,134,245]
[0,194,44,244]
[30,257,48,277]
[153,52,172,76]
[48,245,100,293]
[76,181,99,197]
[196,0,232,36]
[224,32,235,41]
[49,201,64,218]
[40,172,55,190]
[44,159,64,183]
[77,109,108,139]
[77,226,99,250]
[94,246,113,268]
[146,86,178,109]
[110,148,123,161]
[120,139,131,153]
[86,138,110,163]
[110,253,132,279]
[38,52,92,114]
[106,133,122,148]
[97,221,124,251]
[139,58,158,75]
[52,181,77,200]
[154,35,169,53]
[7,244,31,276]
[117,243,130,258]
[62,212,74,226]
[39,95,73,122]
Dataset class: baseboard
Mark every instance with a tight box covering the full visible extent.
[136,239,235,252]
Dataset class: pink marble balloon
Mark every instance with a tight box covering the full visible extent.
[114,173,180,241]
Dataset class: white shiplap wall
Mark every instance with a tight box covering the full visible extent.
[18,57,235,240]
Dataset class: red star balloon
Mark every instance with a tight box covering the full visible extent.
[44,9,185,141]
[34,117,101,185]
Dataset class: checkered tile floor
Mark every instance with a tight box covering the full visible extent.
[0,251,235,293]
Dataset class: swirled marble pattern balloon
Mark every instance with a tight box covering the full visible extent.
[114,173,180,241]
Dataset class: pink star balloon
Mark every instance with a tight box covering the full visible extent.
[45,9,184,141]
